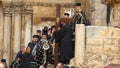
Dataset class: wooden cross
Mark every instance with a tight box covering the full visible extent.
[41,4,73,67]
[41,4,73,23]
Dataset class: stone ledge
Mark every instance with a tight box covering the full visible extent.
[2,0,75,7]
[86,26,120,38]
[86,38,103,45]
[101,0,120,4]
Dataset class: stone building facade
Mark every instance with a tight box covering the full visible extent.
[0,0,120,68]
[73,25,120,68]
[85,26,120,68]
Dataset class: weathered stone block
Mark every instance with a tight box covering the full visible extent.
[112,28,120,38]
[86,26,107,38]
[100,27,115,38]
[108,54,120,64]
[104,44,119,54]
[86,26,120,38]
[87,38,103,45]
[103,39,119,45]
[109,4,120,26]
[102,0,120,4]
[93,0,107,26]
[85,26,120,68]
[86,45,103,54]
[85,54,102,68]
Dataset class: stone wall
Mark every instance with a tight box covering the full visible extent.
[32,6,74,34]
[23,0,74,4]
[101,0,120,4]
[90,0,107,26]
[102,0,120,26]
[109,3,120,26]
[85,26,120,68]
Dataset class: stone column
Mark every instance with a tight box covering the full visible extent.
[24,10,33,47]
[75,24,85,67]
[101,0,120,26]
[13,6,22,58]
[0,2,3,59]
[90,0,107,26]
[3,6,12,66]
[110,3,120,26]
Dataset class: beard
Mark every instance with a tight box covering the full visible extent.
[32,41,38,44]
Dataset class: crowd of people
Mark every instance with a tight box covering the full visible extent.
[11,25,56,68]
[1,2,90,68]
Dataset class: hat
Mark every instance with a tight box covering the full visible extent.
[42,33,48,36]
[64,13,70,17]
[75,3,81,6]
[33,35,39,38]
[51,25,56,29]
[37,30,41,33]
[42,29,48,35]
[44,26,48,30]
[64,13,70,16]
[1,59,6,62]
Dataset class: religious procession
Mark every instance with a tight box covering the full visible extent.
[3,2,89,68]
[1,0,120,68]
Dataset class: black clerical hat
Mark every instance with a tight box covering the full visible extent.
[75,3,81,6]
[33,35,39,38]
[44,26,48,30]
[42,29,48,35]
[37,30,41,33]
[1,59,6,62]
[51,25,56,29]
[64,13,70,17]
[42,33,48,36]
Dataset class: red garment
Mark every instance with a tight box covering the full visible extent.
[104,66,112,68]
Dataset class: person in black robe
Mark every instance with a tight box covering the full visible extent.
[69,3,91,56]
[28,35,39,55]
[10,55,22,68]
[54,13,74,64]
[59,24,74,64]
[15,45,26,59]
[73,2,90,25]
[48,25,56,42]
[21,47,34,68]
[11,46,25,68]
[36,30,42,41]
[35,32,54,67]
